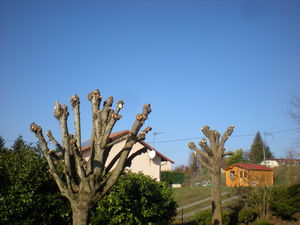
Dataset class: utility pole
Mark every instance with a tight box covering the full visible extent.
[263,132,272,161]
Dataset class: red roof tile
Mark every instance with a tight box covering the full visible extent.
[225,163,273,171]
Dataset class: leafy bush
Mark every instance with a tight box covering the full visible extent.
[270,183,300,219]
[194,209,212,225]
[238,207,257,224]
[90,172,178,225]
[161,171,186,184]
[0,139,71,225]
[250,219,272,225]
[194,208,236,225]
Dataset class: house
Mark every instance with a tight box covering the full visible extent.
[81,130,174,181]
[261,158,300,168]
[224,163,274,187]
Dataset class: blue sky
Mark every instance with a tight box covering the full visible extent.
[0,0,299,167]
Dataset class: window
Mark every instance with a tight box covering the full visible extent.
[240,171,243,177]
[230,171,235,180]
[244,171,248,178]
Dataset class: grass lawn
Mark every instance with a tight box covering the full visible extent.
[172,185,235,225]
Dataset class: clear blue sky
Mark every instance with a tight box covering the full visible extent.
[1,0,299,167]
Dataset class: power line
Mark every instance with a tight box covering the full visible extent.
[154,127,300,144]
[2,128,299,145]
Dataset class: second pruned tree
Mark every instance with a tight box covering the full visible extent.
[30,89,152,225]
[188,126,234,225]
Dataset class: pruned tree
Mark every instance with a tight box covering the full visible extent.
[188,126,234,225]
[30,89,152,225]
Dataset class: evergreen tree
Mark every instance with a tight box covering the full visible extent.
[11,135,27,152]
[249,132,273,164]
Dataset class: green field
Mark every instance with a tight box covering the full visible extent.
[172,186,235,225]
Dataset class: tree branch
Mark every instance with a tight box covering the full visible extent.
[30,123,70,198]
[54,102,76,189]
[219,125,234,151]
[71,94,81,151]
[46,130,64,155]
[188,142,212,165]
[69,136,86,180]
[198,138,213,156]
[125,147,148,167]
[106,132,132,148]
[101,104,151,196]
[88,89,102,139]
[137,126,152,141]
[193,152,213,172]
[131,104,151,136]
[101,98,123,148]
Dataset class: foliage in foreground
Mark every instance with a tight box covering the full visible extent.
[0,137,71,225]
[194,207,237,225]
[0,136,178,225]
[270,183,300,220]
[90,171,178,225]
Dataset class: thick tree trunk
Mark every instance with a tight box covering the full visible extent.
[212,170,222,225]
[71,201,92,225]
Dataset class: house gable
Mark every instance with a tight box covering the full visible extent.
[81,130,174,180]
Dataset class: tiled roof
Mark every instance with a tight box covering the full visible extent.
[81,130,174,163]
[81,130,129,151]
[225,163,273,171]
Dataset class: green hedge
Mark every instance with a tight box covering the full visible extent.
[161,171,186,184]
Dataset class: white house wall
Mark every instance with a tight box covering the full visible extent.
[161,161,172,171]
[82,140,162,180]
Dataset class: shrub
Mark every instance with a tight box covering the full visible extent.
[250,219,272,225]
[90,172,178,225]
[270,183,300,219]
[0,142,71,225]
[161,171,186,184]
[194,208,236,225]
[238,207,257,224]
[194,209,212,225]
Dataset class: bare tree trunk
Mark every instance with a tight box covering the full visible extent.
[212,170,222,225]
[188,126,234,225]
[71,201,91,225]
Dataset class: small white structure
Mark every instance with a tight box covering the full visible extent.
[261,158,300,168]
[81,130,174,181]
[261,160,279,168]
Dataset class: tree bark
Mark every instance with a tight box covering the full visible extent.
[212,170,222,225]
[71,201,92,225]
